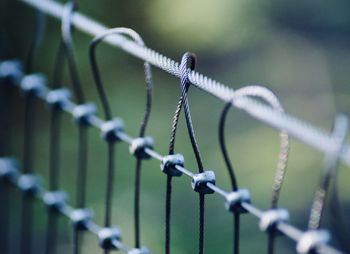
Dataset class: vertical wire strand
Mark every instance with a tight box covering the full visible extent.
[0,81,15,254]
[89,28,153,251]
[166,52,206,254]
[329,177,350,252]
[62,1,85,104]
[76,126,88,208]
[20,5,46,254]
[179,53,206,254]
[0,182,10,253]
[104,143,115,227]
[236,87,289,254]
[20,88,38,254]
[89,30,116,254]
[218,86,290,254]
[164,174,172,254]
[134,158,142,248]
[308,115,348,230]
[44,39,65,254]
[62,2,90,253]
[45,2,89,254]
[218,102,240,254]
[165,53,195,254]
[52,42,65,90]
[49,108,62,191]
[133,48,153,250]
[26,10,46,73]
[45,104,62,254]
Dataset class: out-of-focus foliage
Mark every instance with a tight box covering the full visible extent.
[1,0,350,253]
[145,0,268,52]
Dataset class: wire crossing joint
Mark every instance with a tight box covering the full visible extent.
[296,230,330,254]
[129,137,154,159]
[100,118,124,142]
[128,247,150,254]
[72,103,97,126]
[46,88,71,110]
[160,154,184,177]
[43,190,67,212]
[98,227,122,250]
[69,208,93,231]
[0,157,19,184]
[259,208,289,233]
[20,74,47,97]
[0,60,23,85]
[17,174,41,196]
[191,170,216,194]
[225,189,250,214]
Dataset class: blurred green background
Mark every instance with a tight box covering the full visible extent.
[1,0,350,253]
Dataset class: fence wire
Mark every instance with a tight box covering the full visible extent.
[0,0,349,254]
[17,0,350,168]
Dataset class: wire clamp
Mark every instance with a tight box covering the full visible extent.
[128,247,150,254]
[225,189,250,213]
[0,157,19,183]
[20,74,46,96]
[17,173,41,195]
[191,170,216,194]
[160,154,184,177]
[98,227,122,250]
[100,118,124,142]
[69,208,93,231]
[296,230,330,254]
[73,103,96,126]
[129,137,154,159]
[0,60,23,85]
[46,88,71,110]
[259,208,289,232]
[43,190,67,212]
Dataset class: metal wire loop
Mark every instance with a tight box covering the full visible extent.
[219,85,290,254]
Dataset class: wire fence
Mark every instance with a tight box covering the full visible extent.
[0,0,349,254]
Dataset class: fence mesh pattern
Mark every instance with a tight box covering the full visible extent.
[0,0,350,254]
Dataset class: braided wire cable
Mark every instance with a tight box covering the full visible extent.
[308,115,348,230]
[178,55,204,172]
[178,53,206,254]
[166,53,206,254]
[18,0,350,169]
[165,53,196,254]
